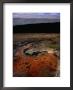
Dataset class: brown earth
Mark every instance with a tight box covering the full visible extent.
[13,45,59,77]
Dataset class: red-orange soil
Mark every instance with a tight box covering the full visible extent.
[13,50,58,77]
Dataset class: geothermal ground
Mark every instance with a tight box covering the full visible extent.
[13,33,60,77]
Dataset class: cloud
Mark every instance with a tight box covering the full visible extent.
[13,13,60,19]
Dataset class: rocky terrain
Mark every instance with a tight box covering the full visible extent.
[13,33,60,77]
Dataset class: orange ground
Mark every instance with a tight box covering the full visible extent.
[13,51,58,77]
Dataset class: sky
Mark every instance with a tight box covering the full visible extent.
[13,13,60,25]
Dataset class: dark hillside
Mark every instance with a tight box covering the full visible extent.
[13,22,60,33]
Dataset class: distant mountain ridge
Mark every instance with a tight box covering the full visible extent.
[13,18,60,26]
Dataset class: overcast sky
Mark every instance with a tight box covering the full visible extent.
[13,13,60,25]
